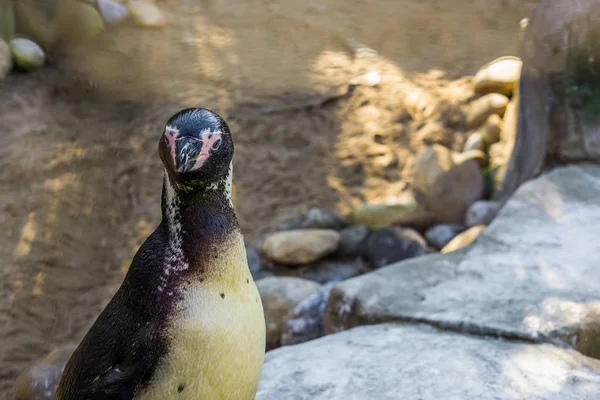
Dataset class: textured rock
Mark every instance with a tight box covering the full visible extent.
[474,56,522,97]
[15,344,78,400]
[362,227,431,269]
[346,200,418,230]
[257,277,321,350]
[466,93,510,129]
[128,1,167,28]
[325,165,600,359]
[337,225,369,258]
[10,38,45,71]
[257,323,600,400]
[276,207,347,231]
[281,284,333,346]
[465,200,503,227]
[441,225,486,253]
[0,38,10,79]
[261,229,340,265]
[412,144,455,194]
[424,160,485,224]
[425,224,464,250]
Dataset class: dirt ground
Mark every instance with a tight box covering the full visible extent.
[0,0,540,397]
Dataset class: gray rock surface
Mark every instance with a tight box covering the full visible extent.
[325,165,600,358]
[257,323,600,400]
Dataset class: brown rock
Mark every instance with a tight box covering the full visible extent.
[466,93,510,129]
[453,150,488,169]
[424,160,485,224]
[473,56,522,97]
[441,225,486,253]
[412,144,455,194]
[256,277,321,350]
[480,114,503,146]
[347,196,419,230]
[261,229,340,265]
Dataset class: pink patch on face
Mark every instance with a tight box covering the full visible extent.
[165,128,178,162]
[189,130,222,172]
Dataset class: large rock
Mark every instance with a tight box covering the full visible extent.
[325,165,600,358]
[424,159,485,224]
[281,284,333,346]
[466,93,510,129]
[495,0,600,202]
[261,229,340,265]
[257,277,321,350]
[257,323,600,400]
[474,56,523,97]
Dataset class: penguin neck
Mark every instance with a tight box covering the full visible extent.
[159,164,238,282]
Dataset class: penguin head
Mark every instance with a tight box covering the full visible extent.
[159,108,233,188]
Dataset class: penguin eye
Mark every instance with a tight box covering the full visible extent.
[211,137,222,150]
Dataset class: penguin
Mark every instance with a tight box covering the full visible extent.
[55,108,266,400]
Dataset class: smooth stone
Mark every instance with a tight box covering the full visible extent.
[463,132,485,152]
[276,207,347,231]
[466,93,510,129]
[261,229,340,265]
[97,0,129,24]
[412,144,455,194]
[346,201,418,230]
[256,277,321,350]
[337,224,369,258]
[0,38,10,79]
[257,323,600,400]
[424,224,465,250]
[453,149,488,169]
[280,283,333,347]
[268,259,366,285]
[480,114,503,145]
[424,160,485,224]
[362,227,431,269]
[54,1,104,42]
[474,56,523,97]
[10,38,45,71]
[465,200,503,227]
[128,1,167,28]
[441,225,486,253]
[15,343,78,400]
[387,208,439,233]
[324,164,600,359]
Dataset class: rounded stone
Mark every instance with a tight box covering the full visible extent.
[412,144,455,194]
[474,56,522,97]
[362,227,431,269]
[425,224,465,250]
[10,38,45,71]
[466,93,510,129]
[261,229,340,265]
[441,225,487,253]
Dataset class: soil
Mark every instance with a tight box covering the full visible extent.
[0,0,540,397]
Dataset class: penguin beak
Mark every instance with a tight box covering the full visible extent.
[176,141,205,174]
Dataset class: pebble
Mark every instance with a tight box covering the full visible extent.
[0,38,10,79]
[441,225,486,253]
[453,149,488,169]
[10,38,45,71]
[463,132,485,152]
[424,160,485,224]
[128,1,167,28]
[412,144,455,194]
[276,207,347,231]
[480,114,503,146]
[337,225,369,258]
[261,229,340,265]
[97,0,129,24]
[465,200,502,227]
[424,224,465,250]
[474,56,522,97]
[15,343,78,400]
[281,283,334,346]
[256,277,321,350]
[346,200,418,230]
[362,227,431,269]
[466,93,510,129]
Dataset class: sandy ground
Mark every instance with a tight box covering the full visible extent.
[0,0,540,397]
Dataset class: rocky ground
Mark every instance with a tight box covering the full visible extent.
[2,0,578,399]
